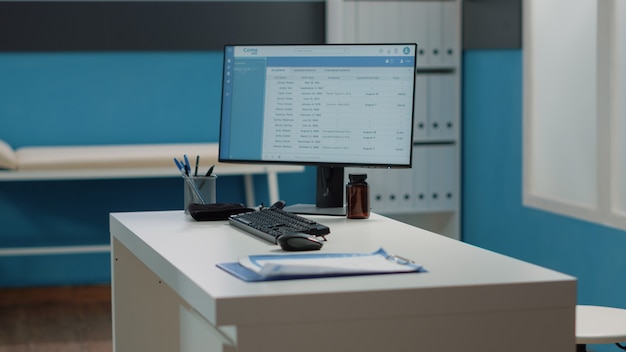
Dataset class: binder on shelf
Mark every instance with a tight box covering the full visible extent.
[400,1,429,64]
[441,1,459,66]
[380,169,397,211]
[412,146,430,211]
[367,169,387,211]
[440,74,458,140]
[443,74,460,139]
[428,73,458,141]
[413,74,429,141]
[340,0,358,42]
[410,1,432,68]
[375,169,399,212]
[354,1,395,42]
[428,74,444,139]
[427,145,457,212]
[217,248,425,282]
[425,1,443,66]
[396,167,415,211]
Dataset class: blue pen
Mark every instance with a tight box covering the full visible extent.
[183,154,191,176]
[174,158,206,204]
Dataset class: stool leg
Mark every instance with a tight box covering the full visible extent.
[576,344,586,352]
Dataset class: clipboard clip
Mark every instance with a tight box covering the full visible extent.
[387,254,415,265]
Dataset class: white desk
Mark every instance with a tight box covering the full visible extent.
[110,211,577,352]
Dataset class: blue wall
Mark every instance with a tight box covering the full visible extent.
[463,50,626,352]
[0,51,316,287]
[1,52,221,146]
[462,50,626,310]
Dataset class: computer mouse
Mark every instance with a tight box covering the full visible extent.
[269,200,287,210]
[278,233,323,251]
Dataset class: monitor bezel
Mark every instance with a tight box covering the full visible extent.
[217,43,418,170]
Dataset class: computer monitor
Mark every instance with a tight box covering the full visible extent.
[218,43,417,215]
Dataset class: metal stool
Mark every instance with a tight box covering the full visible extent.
[576,305,626,352]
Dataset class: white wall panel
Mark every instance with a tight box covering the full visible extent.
[525,0,598,208]
[613,0,626,217]
[524,0,626,231]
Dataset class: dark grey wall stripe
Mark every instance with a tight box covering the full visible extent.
[0,1,326,51]
[0,1,521,51]
[463,0,521,49]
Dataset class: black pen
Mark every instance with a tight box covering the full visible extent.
[206,164,215,177]
[199,164,215,189]
[194,155,200,176]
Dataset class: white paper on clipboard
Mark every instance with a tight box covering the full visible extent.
[239,248,423,279]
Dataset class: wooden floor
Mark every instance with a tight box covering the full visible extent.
[0,285,112,352]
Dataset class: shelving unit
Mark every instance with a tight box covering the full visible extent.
[327,0,462,239]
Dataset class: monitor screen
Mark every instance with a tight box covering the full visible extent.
[219,44,417,214]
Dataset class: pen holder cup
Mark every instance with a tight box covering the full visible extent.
[184,175,217,213]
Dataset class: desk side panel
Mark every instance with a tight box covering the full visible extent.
[111,237,180,351]
[112,233,237,352]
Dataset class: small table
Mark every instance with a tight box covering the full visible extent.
[576,305,626,352]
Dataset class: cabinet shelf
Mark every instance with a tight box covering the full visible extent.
[329,0,462,240]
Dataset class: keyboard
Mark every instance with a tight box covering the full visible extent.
[229,204,330,244]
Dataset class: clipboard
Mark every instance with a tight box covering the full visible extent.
[217,248,426,282]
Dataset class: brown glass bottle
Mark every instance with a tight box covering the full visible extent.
[346,174,370,219]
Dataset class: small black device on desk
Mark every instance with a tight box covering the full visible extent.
[228,200,330,251]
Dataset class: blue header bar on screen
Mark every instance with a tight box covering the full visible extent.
[266,56,414,67]
[225,44,416,67]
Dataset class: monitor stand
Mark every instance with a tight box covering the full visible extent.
[284,166,346,216]
[284,203,347,216]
